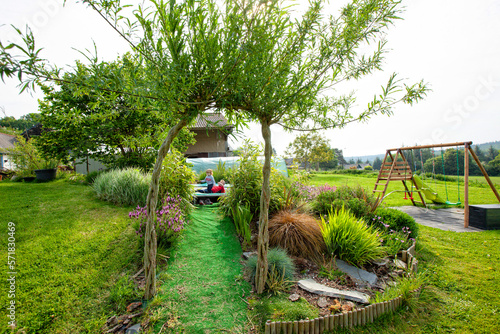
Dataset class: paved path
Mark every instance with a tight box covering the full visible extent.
[394,206,483,232]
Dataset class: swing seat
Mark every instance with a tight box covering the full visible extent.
[445,200,461,206]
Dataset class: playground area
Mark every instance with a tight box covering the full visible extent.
[373,141,500,228]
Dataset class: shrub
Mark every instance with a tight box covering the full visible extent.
[269,211,325,261]
[295,182,337,202]
[320,206,385,267]
[93,168,150,206]
[369,208,419,238]
[245,248,296,287]
[312,185,377,218]
[220,142,263,217]
[158,150,196,215]
[129,195,186,249]
[220,141,288,217]
[378,224,414,257]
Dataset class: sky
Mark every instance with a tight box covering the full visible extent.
[1,0,499,158]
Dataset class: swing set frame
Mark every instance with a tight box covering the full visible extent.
[373,141,500,228]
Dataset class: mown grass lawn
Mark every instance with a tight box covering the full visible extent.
[0,180,140,333]
[1,176,499,333]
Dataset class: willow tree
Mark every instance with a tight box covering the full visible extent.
[224,0,428,293]
[0,0,264,299]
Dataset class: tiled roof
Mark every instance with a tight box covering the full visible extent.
[0,132,17,152]
[191,113,233,130]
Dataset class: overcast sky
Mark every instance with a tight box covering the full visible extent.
[1,0,499,158]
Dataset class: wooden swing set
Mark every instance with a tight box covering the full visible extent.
[373,141,500,228]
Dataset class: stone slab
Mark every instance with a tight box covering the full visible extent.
[394,206,482,232]
[298,279,370,304]
[335,259,377,287]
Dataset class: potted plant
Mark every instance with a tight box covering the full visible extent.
[6,135,60,182]
[34,158,59,181]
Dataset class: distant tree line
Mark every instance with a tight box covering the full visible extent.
[0,113,41,134]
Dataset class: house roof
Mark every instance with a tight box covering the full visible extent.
[0,132,17,152]
[191,113,233,130]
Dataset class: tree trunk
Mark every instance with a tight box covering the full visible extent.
[144,119,188,299]
[255,120,272,294]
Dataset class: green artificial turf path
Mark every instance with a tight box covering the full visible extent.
[156,204,251,333]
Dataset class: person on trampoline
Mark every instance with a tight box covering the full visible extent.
[211,180,225,193]
[198,180,225,193]
[200,169,216,193]
[197,180,225,205]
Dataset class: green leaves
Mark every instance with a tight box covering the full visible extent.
[320,205,385,267]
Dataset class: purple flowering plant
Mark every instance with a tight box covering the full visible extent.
[374,216,414,256]
[294,182,337,201]
[129,195,187,247]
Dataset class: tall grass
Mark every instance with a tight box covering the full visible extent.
[93,168,150,206]
[231,202,253,249]
[320,206,385,267]
[269,210,325,261]
[245,248,296,287]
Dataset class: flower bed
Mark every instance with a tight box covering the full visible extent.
[263,240,419,333]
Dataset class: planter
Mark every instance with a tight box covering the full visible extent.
[34,168,57,182]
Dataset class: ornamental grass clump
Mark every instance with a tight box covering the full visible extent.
[269,211,325,261]
[129,195,186,249]
[320,206,385,267]
[93,168,150,206]
[245,248,296,293]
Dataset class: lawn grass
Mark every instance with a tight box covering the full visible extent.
[0,180,140,333]
[322,226,500,334]
[2,176,499,333]
[150,204,251,333]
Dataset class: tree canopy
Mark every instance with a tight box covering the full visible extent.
[286,133,335,171]
[37,55,194,170]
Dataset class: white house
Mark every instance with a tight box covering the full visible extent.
[0,132,17,170]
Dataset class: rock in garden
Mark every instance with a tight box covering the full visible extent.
[317,297,329,308]
[373,258,390,267]
[289,293,300,302]
[125,324,141,334]
[298,279,370,304]
[335,259,378,287]
[242,252,257,260]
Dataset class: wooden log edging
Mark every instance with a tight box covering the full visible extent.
[265,242,419,334]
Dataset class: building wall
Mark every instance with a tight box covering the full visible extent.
[0,153,15,170]
[185,130,229,157]
[74,157,108,175]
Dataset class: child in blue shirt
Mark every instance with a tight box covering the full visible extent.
[203,169,216,193]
